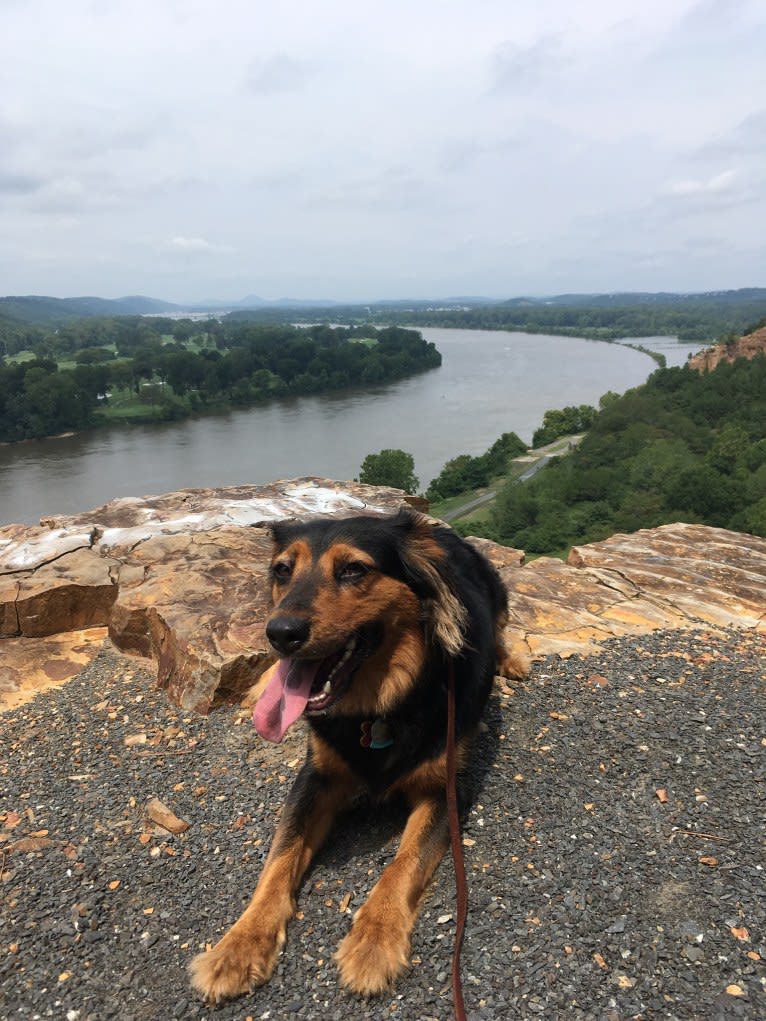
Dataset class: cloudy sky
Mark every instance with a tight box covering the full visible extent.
[1,0,765,303]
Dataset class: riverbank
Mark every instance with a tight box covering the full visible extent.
[0,329,662,526]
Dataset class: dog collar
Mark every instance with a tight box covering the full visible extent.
[360,719,393,749]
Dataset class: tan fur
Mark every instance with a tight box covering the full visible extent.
[389,736,472,802]
[334,795,449,994]
[189,767,356,1004]
[340,609,425,716]
[401,518,468,655]
[190,513,517,1005]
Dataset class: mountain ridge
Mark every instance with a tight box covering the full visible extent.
[2,287,765,326]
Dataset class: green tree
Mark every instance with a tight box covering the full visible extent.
[358,449,419,494]
[426,431,526,500]
[426,454,490,500]
[532,404,598,447]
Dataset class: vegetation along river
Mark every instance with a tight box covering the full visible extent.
[0,329,698,526]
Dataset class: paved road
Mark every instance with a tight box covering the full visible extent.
[441,441,571,522]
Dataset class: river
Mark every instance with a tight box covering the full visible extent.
[0,329,697,526]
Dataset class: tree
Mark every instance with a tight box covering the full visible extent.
[358,449,419,494]
[426,431,527,501]
[426,454,489,501]
[532,404,598,447]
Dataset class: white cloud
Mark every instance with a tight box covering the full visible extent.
[490,35,569,92]
[163,236,231,255]
[665,170,738,197]
[0,0,764,300]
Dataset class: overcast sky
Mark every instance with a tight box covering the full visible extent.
[1,0,765,303]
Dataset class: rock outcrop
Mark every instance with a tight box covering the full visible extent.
[688,324,766,372]
[1,479,420,712]
[1,479,764,712]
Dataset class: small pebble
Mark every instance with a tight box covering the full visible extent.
[1,629,763,1019]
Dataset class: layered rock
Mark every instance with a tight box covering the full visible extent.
[688,325,766,372]
[1,480,764,713]
[1,479,418,711]
[0,628,109,712]
[501,523,765,658]
[110,527,276,713]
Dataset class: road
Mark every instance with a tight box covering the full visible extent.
[441,436,581,523]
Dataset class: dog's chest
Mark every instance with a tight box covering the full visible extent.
[310,707,445,795]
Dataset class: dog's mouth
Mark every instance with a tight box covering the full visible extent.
[253,626,379,743]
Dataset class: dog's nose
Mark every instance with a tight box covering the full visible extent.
[266,615,310,656]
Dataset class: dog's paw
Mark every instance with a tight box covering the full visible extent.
[497,647,530,681]
[335,907,410,995]
[189,927,284,1004]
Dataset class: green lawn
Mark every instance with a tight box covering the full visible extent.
[98,386,165,420]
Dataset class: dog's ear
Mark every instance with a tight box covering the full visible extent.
[393,510,467,657]
[268,519,294,550]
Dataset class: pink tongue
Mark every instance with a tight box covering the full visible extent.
[253,658,319,743]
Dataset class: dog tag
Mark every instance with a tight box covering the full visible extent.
[360,719,393,749]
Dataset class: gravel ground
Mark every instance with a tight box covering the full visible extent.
[1,628,764,1021]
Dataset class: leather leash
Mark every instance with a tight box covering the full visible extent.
[446,660,468,1021]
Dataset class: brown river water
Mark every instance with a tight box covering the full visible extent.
[0,329,697,526]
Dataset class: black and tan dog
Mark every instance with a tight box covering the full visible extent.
[190,509,527,1003]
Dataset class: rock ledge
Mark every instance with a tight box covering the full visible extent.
[1,480,764,712]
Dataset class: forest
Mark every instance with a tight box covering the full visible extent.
[4,289,765,352]
[0,321,441,442]
[360,292,766,342]
[457,354,766,553]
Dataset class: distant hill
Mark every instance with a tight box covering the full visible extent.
[0,292,348,324]
[0,294,179,325]
[505,288,766,308]
[3,287,765,328]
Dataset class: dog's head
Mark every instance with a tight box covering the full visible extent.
[253,509,467,742]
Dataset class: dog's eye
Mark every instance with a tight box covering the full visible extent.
[272,561,293,583]
[337,561,370,583]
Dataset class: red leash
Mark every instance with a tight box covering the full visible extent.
[446,661,468,1021]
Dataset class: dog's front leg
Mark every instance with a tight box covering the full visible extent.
[190,753,356,1004]
[335,788,450,995]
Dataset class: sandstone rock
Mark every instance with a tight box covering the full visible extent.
[111,527,275,712]
[40,477,425,549]
[14,548,120,637]
[501,555,689,658]
[1,479,414,711]
[687,325,766,373]
[0,524,96,571]
[567,523,766,630]
[1,479,764,713]
[465,536,525,571]
[0,530,119,638]
[0,628,108,711]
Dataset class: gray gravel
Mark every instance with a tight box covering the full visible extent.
[1,627,764,1021]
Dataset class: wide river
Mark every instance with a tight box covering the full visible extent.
[0,329,697,526]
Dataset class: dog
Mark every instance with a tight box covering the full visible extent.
[189,508,527,1003]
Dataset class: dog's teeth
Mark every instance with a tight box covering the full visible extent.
[323,680,332,694]
[341,638,355,662]
[327,639,356,682]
